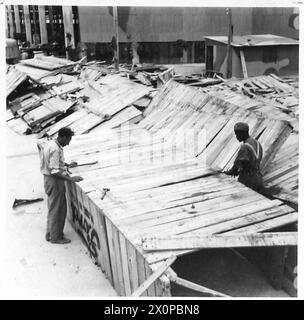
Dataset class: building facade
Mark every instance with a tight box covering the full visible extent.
[5,5,299,64]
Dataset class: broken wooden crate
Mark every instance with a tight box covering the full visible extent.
[41,75,153,137]
[140,79,292,173]
[64,129,297,297]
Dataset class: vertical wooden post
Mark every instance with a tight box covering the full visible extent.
[113,6,119,70]
[62,6,75,59]
[240,49,248,78]
[23,5,32,44]
[38,6,48,44]
[14,5,21,34]
[8,5,15,38]
[226,7,233,78]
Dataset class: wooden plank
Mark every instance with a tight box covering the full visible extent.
[142,233,297,251]
[151,263,175,297]
[144,260,156,296]
[240,50,248,78]
[112,225,126,296]
[118,233,132,296]
[126,241,139,293]
[188,205,295,237]
[131,256,176,297]
[93,204,114,285]
[117,185,251,229]
[104,217,120,294]
[127,194,272,239]
[170,275,229,297]
[142,207,295,264]
[226,212,298,234]
[136,251,148,297]
[260,121,292,172]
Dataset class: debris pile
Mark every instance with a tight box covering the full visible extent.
[203,74,299,128]
[6,56,169,137]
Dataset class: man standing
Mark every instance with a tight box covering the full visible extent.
[225,122,263,191]
[38,127,83,244]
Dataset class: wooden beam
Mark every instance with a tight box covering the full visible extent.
[38,6,48,44]
[170,275,229,297]
[142,232,298,251]
[14,5,21,33]
[23,5,32,44]
[131,256,176,297]
[240,50,248,78]
[226,8,233,78]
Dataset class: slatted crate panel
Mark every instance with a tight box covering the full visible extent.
[263,132,298,205]
[65,181,169,296]
[206,74,298,121]
[140,80,292,172]
[65,130,297,296]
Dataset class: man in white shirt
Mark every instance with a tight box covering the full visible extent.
[38,127,83,244]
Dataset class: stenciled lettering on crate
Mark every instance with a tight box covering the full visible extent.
[68,183,101,261]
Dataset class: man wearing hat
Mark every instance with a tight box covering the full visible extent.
[225,122,263,191]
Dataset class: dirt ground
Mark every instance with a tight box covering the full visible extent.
[1,126,290,299]
[1,128,117,298]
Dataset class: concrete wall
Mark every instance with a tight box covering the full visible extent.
[78,6,253,43]
[216,45,299,78]
[252,7,299,40]
[243,46,298,76]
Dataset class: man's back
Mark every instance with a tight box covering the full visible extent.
[37,140,65,176]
